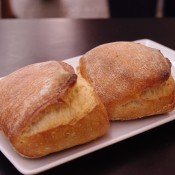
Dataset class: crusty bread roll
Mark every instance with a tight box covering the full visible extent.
[0,61,109,158]
[79,42,175,120]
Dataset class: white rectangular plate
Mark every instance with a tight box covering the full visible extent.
[0,39,175,175]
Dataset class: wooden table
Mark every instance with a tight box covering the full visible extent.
[0,18,175,175]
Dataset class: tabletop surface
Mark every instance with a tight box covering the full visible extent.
[0,18,175,175]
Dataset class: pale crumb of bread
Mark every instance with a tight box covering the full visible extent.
[140,76,174,100]
[111,75,175,120]
[24,76,97,136]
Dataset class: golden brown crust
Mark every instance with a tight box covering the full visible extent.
[0,61,77,140]
[13,99,108,158]
[0,62,109,158]
[79,42,175,120]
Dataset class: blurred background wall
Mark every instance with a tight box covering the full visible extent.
[1,0,175,18]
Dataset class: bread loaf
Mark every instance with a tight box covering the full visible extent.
[0,61,109,158]
[79,42,175,120]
